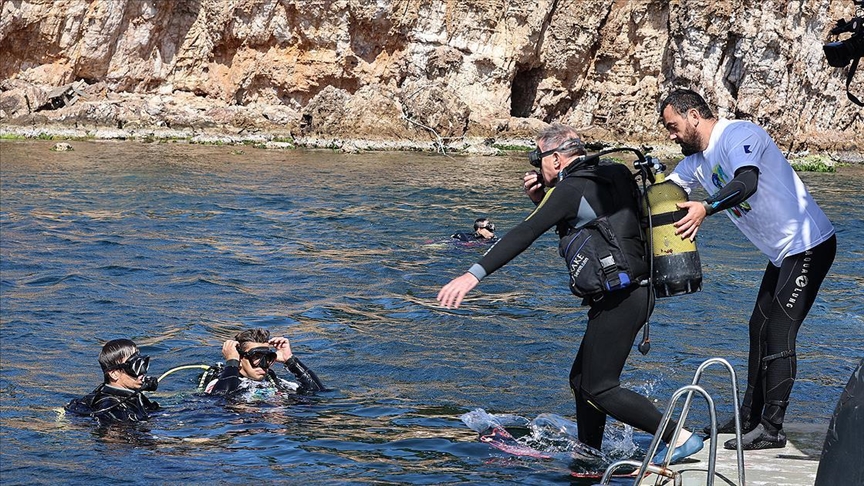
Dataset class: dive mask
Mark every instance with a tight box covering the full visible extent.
[528,138,586,168]
[474,221,495,232]
[528,147,557,168]
[117,352,150,377]
[240,346,278,370]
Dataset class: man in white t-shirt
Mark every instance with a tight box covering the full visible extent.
[659,89,836,451]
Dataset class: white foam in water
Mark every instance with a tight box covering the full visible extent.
[461,408,639,462]
[460,408,529,432]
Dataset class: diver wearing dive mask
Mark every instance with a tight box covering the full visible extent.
[106,351,159,392]
[64,339,160,423]
[203,328,325,399]
[451,217,497,243]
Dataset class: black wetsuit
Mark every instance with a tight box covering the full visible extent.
[741,234,836,428]
[65,384,159,424]
[468,160,676,449]
[206,356,325,396]
[451,232,495,243]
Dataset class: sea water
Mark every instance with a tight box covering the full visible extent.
[1,140,861,484]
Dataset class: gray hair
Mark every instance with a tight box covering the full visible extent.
[536,123,586,158]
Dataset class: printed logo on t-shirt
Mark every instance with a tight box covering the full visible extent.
[711,164,751,218]
[744,145,752,154]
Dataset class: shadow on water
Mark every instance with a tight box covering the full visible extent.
[1,140,862,484]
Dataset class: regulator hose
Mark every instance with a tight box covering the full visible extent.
[158,364,211,382]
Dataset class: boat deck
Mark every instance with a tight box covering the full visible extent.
[636,423,825,485]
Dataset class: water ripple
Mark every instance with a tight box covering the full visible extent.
[1,140,862,484]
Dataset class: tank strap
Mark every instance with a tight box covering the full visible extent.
[645,208,689,227]
[197,363,224,390]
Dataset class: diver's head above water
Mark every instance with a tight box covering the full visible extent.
[473,218,495,239]
[99,338,151,391]
[222,328,284,381]
[208,328,324,395]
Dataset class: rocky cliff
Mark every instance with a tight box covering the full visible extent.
[1,0,861,155]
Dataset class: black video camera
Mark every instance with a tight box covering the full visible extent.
[824,1,864,106]
[824,1,864,67]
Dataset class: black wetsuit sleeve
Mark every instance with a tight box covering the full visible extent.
[284,356,326,393]
[704,166,759,215]
[65,393,98,416]
[209,360,242,394]
[472,181,581,278]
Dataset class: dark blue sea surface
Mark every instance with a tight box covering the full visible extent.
[1,140,862,484]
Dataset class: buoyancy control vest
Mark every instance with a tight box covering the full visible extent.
[556,159,650,300]
[555,148,703,301]
[65,384,159,423]
[551,148,702,356]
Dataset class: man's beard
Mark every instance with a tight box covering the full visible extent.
[680,141,700,156]
[677,125,702,156]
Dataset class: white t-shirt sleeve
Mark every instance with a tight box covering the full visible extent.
[667,158,700,194]
[720,123,767,174]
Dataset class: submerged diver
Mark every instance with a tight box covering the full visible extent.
[660,89,836,450]
[451,218,496,242]
[437,123,702,464]
[202,328,325,399]
[65,338,160,424]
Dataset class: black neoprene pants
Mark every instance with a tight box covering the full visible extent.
[740,234,837,428]
[569,285,676,450]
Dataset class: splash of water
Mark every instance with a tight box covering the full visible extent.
[461,408,640,465]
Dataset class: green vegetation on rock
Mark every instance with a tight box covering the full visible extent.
[790,155,836,173]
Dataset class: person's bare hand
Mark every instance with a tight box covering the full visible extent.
[672,201,707,241]
[437,273,480,309]
[523,171,545,203]
[222,340,240,361]
[270,337,293,362]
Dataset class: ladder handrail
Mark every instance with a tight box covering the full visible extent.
[689,358,746,486]
[634,384,718,485]
[600,358,747,486]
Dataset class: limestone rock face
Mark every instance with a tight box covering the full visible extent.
[0,0,860,152]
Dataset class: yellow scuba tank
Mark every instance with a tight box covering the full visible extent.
[642,172,702,297]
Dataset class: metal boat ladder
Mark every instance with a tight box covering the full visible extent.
[600,357,746,485]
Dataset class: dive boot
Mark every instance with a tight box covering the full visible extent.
[723,423,787,451]
[652,434,704,465]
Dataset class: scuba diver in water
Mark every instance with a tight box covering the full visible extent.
[451,218,497,243]
[437,124,703,464]
[65,338,160,424]
[201,328,325,399]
